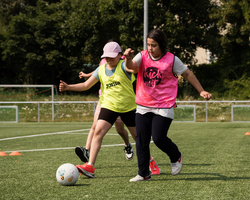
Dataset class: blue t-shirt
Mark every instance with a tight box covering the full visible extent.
[92,60,133,81]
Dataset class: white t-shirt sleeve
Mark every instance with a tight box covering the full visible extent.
[173,56,188,75]
[133,53,142,68]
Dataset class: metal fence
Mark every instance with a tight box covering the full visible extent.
[1,100,250,123]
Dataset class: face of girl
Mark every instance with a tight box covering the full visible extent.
[105,54,121,68]
[147,38,162,59]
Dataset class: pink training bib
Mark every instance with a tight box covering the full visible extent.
[136,50,178,108]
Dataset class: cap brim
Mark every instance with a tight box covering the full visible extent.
[101,52,119,58]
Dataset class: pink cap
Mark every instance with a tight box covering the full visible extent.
[101,42,122,58]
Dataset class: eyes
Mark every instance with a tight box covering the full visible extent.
[147,44,158,48]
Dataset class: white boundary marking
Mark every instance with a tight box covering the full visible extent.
[0,129,90,141]
[1,127,152,153]
[0,129,125,141]
[4,143,138,153]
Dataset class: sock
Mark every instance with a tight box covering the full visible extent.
[87,162,92,165]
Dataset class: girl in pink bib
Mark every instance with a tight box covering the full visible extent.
[124,29,212,182]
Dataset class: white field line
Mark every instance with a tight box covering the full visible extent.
[0,129,125,142]
[4,143,138,153]
[1,127,153,153]
[0,129,90,141]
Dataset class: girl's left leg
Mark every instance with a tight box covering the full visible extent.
[151,115,181,163]
[115,120,130,145]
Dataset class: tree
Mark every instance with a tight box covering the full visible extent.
[1,0,221,92]
[1,0,75,84]
[216,0,250,80]
[146,0,220,66]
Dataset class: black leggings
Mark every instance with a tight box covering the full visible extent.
[98,108,136,127]
[136,112,181,177]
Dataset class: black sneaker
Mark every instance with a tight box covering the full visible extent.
[124,142,134,160]
[75,146,89,162]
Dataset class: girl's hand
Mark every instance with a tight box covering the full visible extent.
[200,91,212,100]
[79,71,93,79]
[79,71,86,79]
[59,80,68,92]
[124,48,134,60]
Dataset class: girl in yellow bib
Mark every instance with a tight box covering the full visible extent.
[59,42,140,178]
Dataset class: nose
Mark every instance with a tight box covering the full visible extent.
[148,45,152,51]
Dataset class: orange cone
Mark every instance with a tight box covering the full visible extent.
[0,151,8,156]
[244,132,250,135]
[9,151,22,156]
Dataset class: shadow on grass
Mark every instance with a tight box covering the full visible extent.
[157,163,214,167]
[150,172,250,181]
[77,171,250,181]
[73,184,91,186]
[78,162,250,181]
[177,173,250,181]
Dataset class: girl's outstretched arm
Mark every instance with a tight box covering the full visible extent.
[181,69,212,100]
[59,76,98,92]
[79,71,94,79]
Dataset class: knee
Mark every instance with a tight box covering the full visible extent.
[91,123,97,132]
[115,122,126,135]
[115,127,124,134]
[152,135,163,146]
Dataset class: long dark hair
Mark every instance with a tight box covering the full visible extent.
[147,29,167,53]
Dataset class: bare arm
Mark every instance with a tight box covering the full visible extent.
[79,71,94,79]
[124,48,138,70]
[181,69,212,100]
[125,66,139,74]
[59,76,98,92]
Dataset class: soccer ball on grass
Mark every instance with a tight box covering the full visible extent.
[56,163,79,186]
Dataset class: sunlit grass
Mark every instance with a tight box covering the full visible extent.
[0,122,250,199]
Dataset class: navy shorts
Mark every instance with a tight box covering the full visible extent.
[98,108,136,127]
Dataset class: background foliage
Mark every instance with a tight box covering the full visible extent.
[0,0,250,99]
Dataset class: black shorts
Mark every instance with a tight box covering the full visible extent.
[98,108,136,127]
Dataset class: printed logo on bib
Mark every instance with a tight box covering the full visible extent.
[106,81,121,89]
[143,67,162,87]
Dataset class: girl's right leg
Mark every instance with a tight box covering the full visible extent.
[135,112,153,177]
[88,119,113,166]
[77,107,117,178]
[88,108,119,166]
[76,119,113,178]
[75,101,100,162]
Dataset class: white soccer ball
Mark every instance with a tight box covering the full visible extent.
[56,163,79,186]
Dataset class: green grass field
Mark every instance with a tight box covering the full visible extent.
[0,122,250,199]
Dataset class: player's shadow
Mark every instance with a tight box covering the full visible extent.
[155,163,250,181]
[93,163,250,181]
[157,163,214,167]
[154,173,250,181]
[74,184,91,186]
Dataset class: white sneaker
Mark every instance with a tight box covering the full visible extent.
[129,174,151,182]
[170,152,182,175]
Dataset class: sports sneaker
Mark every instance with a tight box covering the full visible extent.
[75,146,89,162]
[124,142,134,160]
[129,174,151,182]
[170,152,182,175]
[76,163,95,178]
[149,157,161,175]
